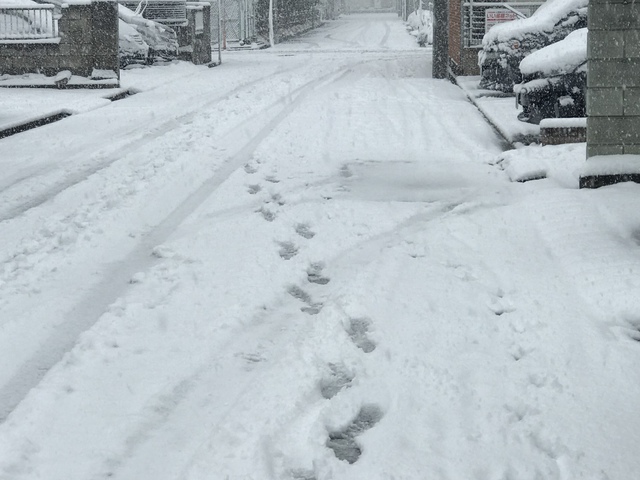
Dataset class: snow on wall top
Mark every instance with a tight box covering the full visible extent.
[520,27,587,76]
[482,0,588,45]
[582,155,640,176]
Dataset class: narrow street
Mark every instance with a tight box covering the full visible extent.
[1,13,639,480]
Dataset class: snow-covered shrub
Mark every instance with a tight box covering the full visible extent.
[519,27,587,78]
[514,28,587,124]
[478,0,587,92]
[406,9,433,46]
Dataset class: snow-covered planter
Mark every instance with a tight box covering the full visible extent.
[478,0,587,92]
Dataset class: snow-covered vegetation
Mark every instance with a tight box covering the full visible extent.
[406,9,433,46]
[519,27,587,77]
[479,0,587,92]
[482,0,587,47]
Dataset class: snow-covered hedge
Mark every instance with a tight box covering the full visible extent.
[519,27,587,77]
[482,0,587,47]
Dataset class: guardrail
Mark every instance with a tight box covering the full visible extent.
[0,4,59,40]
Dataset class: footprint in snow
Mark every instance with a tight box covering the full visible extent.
[509,344,530,362]
[287,285,323,315]
[487,291,515,316]
[265,175,280,184]
[258,207,276,222]
[307,262,330,285]
[295,223,316,239]
[326,404,383,464]
[270,193,285,206]
[278,241,299,260]
[247,184,262,195]
[346,318,376,353]
[244,163,258,174]
[319,363,354,399]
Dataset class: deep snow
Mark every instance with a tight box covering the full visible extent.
[0,13,639,480]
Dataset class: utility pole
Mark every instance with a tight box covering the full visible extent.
[432,0,448,79]
[268,0,275,47]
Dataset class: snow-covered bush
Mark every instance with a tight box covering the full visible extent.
[406,9,433,46]
[519,27,587,78]
[478,0,587,92]
[514,28,588,124]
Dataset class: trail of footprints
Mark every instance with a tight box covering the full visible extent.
[319,318,379,466]
[243,161,382,472]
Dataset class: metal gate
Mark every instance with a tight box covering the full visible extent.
[210,0,254,45]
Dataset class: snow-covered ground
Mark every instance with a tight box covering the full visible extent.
[1,13,639,480]
[456,75,540,145]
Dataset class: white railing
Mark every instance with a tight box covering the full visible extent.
[462,1,543,48]
[0,4,58,40]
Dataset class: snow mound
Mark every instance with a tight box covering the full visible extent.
[520,28,587,76]
[482,0,587,45]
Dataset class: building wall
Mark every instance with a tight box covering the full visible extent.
[586,0,640,157]
[0,1,119,80]
[448,0,461,72]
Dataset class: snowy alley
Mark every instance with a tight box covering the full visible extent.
[1,12,640,480]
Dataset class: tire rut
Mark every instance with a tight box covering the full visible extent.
[0,64,357,424]
[0,64,305,223]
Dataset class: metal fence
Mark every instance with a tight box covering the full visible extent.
[0,4,58,40]
[462,1,543,48]
[210,0,255,45]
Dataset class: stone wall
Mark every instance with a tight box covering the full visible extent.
[0,0,119,82]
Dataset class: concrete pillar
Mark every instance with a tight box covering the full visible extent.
[581,0,640,188]
[90,0,120,77]
[432,0,448,79]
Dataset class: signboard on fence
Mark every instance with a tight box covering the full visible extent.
[485,8,519,32]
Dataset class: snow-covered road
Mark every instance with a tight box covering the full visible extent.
[1,13,640,480]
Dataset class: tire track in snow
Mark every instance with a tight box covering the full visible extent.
[378,22,391,48]
[0,63,306,223]
[0,65,359,424]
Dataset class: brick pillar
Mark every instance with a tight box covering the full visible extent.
[581,0,640,188]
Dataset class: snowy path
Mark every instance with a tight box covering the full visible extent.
[1,13,640,480]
